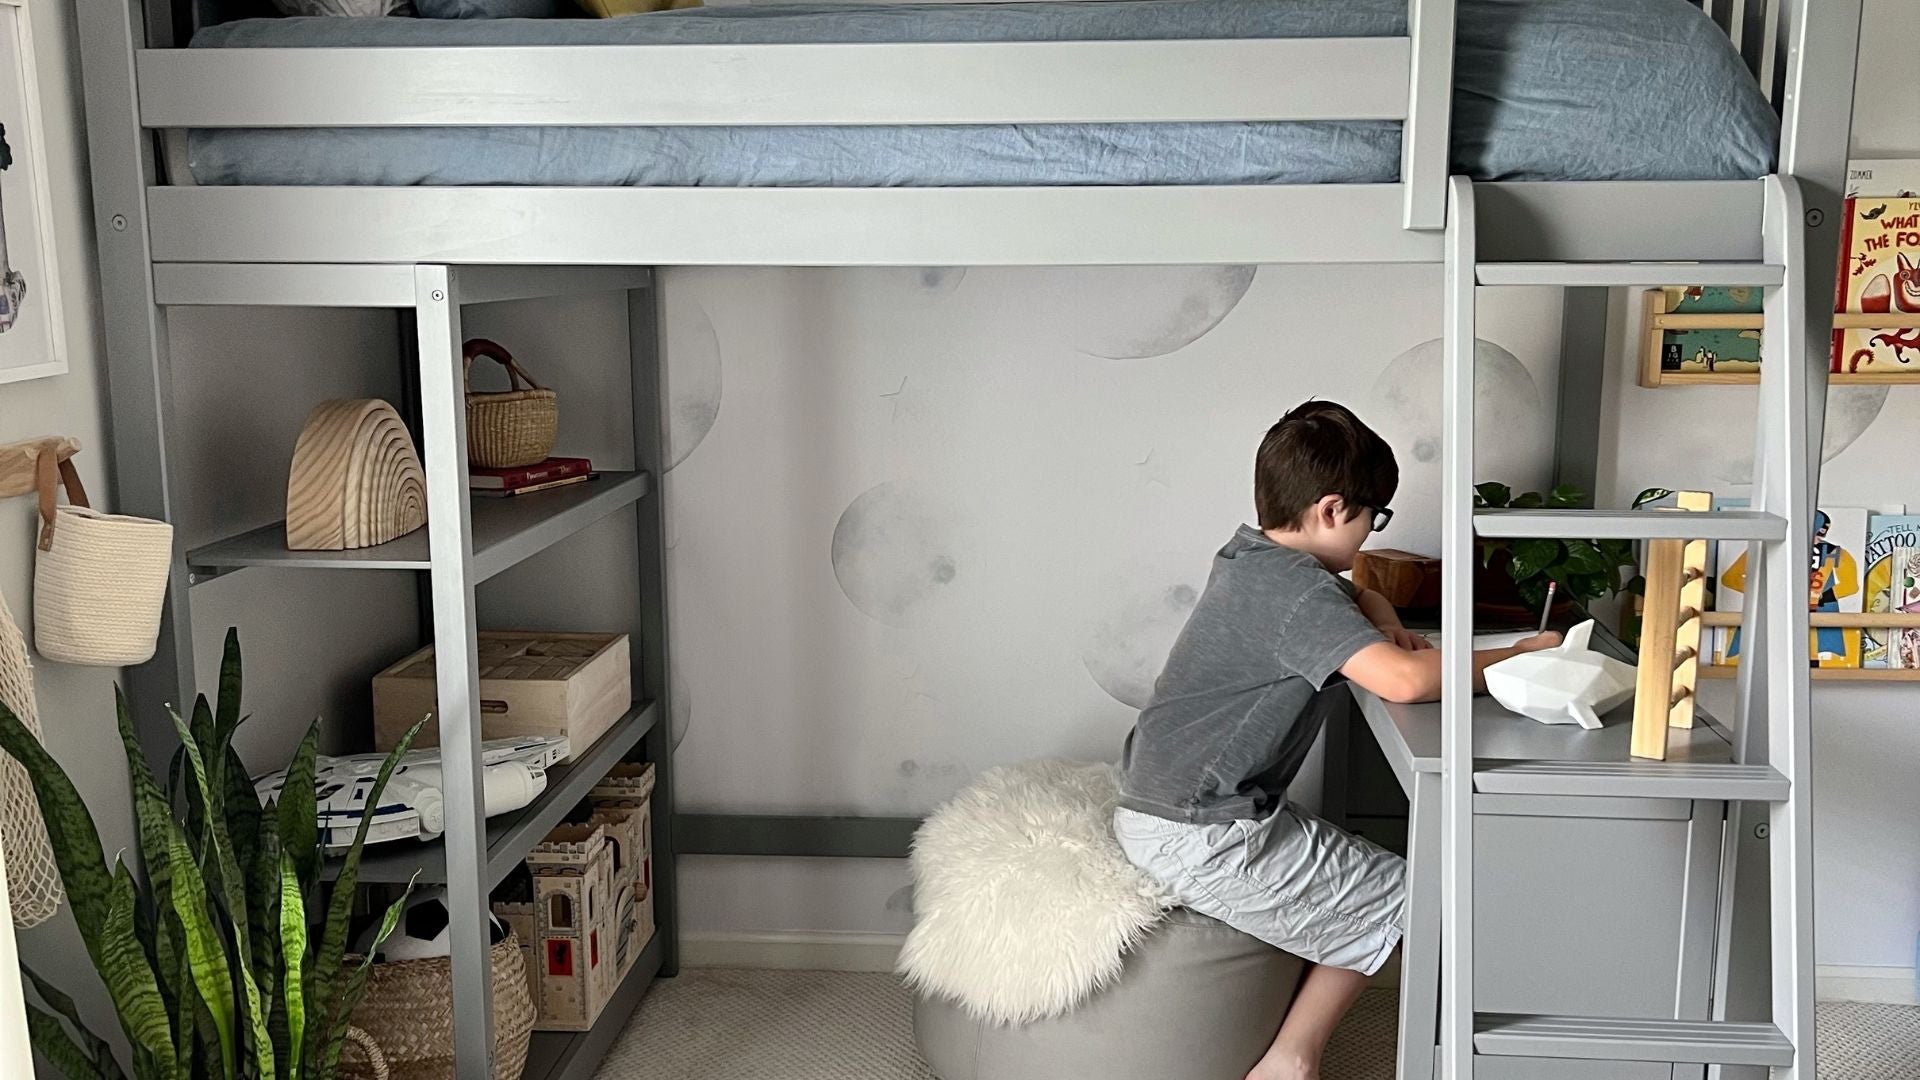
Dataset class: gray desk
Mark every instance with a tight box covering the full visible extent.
[1329,682,1734,1080]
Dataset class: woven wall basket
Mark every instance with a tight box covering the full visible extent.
[465,339,557,469]
[30,448,174,667]
[286,399,428,552]
[338,933,536,1080]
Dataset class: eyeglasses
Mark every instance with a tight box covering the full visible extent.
[1367,506,1394,533]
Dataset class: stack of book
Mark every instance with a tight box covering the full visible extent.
[469,457,595,498]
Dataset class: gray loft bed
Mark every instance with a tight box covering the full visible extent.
[71,0,1862,1078]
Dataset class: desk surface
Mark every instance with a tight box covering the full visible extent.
[1347,625,1735,795]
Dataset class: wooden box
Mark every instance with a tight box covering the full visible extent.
[1352,548,1443,611]
[373,631,629,762]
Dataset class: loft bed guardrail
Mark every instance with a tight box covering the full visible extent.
[81,0,1829,270]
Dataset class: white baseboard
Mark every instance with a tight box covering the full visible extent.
[683,930,906,973]
[1818,965,1918,1005]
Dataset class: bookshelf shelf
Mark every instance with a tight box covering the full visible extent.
[1637,289,1920,387]
[1700,666,1920,682]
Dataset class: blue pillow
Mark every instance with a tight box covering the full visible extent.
[415,0,563,18]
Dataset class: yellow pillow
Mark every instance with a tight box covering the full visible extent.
[576,0,701,16]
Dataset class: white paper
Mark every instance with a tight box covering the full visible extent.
[1422,630,1541,652]
[1482,620,1637,730]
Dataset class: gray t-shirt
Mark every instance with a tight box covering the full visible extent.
[1118,525,1387,824]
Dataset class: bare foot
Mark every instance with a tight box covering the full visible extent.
[1246,1047,1317,1080]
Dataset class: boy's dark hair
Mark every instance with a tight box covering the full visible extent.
[1254,401,1398,529]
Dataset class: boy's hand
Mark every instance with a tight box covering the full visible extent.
[1383,627,1433,652]
[1512,631,1562,653]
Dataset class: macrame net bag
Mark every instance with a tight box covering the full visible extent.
[0,588,63,927]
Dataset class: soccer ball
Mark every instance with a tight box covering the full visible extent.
[358,887,507,962]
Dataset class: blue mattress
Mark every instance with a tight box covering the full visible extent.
[187,0,1779,188]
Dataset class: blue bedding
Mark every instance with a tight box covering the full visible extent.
[187,0,1778,188]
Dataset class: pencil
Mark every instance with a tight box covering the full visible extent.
[1538,581,1557,632]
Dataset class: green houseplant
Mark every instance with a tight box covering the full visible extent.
[0,629,424,1080]
[1473,482,1639,614]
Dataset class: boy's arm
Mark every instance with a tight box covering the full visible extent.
[1339,633,1561,705]
[1355,587,1433,653]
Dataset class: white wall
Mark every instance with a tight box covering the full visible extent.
[1,0,134,1053]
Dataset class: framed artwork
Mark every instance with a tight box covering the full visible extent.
[0,0,66,385]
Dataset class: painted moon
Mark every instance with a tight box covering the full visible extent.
[831,482,962,629]
[1051,266,1257,360]
[669,659,692,749]
[1706,385,1890,484]
[1081,552,1209,708]
[664,299,722,470]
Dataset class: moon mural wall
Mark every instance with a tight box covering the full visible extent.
[1081,552,1209,709]
[663,300,722,469]
[830,481,963,629]
[1043,265,1258,359]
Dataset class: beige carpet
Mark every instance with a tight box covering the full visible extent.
[597,969,1918,1080]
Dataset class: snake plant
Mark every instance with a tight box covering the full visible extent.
[0,629,423,1079]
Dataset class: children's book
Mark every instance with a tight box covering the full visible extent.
[1865,512,1920,668]
[1846,159,1920,199]
[1832,196,1920,376]
[1714,502,1871,669]
[1895,548,1920,669]
[1654,286,1763,376]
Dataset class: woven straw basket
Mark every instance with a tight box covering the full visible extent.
[464,339,557,469]
[338,933,536,1080]
[30,450,173,667]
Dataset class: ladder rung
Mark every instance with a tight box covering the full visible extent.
[1474,1015,1793,1066]
[1473,761,1789,802]
[1475,262,1784,287]
[1474,509,1786,542]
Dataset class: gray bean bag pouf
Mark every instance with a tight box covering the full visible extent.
[899,761,1306,1080]
[914,907,1305,1080]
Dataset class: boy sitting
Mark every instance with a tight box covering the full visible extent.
[1114,400,1560,1080]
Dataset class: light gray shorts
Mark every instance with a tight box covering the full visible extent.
[1113,805,1406,976]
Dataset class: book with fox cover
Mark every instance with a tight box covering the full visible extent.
[1832,197,1920,376]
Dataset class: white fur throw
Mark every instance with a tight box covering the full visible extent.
[897,759,1172,1025]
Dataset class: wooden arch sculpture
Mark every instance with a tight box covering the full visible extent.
[286,399,428,551]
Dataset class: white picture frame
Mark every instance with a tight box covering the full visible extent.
[0,0,66,385]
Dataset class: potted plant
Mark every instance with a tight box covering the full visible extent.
[1473,482,1639,623]
[0,629,423,1080]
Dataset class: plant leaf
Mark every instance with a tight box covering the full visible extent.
[322,879,415,1078]
[1560,542,1614,577]
[1547,483,1587,509]
[1507,538,1562,583]
[1473,482,1511,509]
[166,709,256,990]
[279,853,308,1080]
[1510,490,1545,510]
[276,724,321,891]
[306,720,422,1070]
[25,1000,109,1080]
[116,689,175,915]
[166,821,236,1080]
[247,812,282,1015]
[1632,486,1675,509]
[102,862,178,1069]
[22,964,124,1079]
[0,703,170,1068]
[214,629,244,762]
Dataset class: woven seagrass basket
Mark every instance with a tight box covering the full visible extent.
[338,933,536,1080]
[464,338,557,469]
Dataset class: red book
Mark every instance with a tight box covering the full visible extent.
[469,457,591,491]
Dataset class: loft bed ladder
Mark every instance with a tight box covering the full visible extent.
[1439,174,1816,1076]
